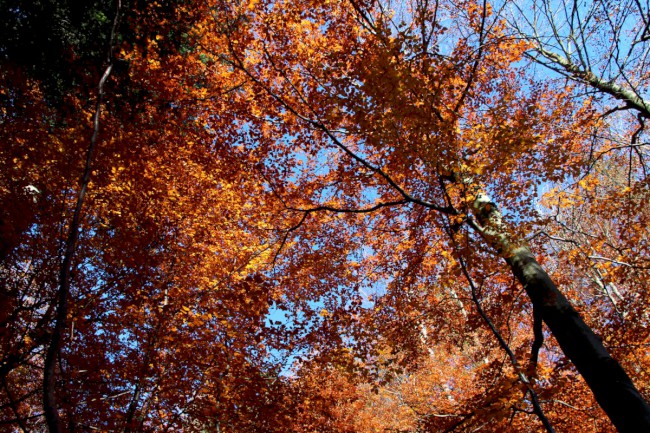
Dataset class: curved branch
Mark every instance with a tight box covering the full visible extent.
[531,47,650,118]
[456,256,556,433]
[42,2,122,431]
[288,199,410,214]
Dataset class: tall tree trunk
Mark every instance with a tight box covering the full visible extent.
[472,193,650,433]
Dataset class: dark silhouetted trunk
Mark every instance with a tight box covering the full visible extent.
[473,193,650,432]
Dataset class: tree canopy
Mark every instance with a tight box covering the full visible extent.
[2,0,650,431]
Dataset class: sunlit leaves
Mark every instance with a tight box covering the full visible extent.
[2,0,650,431]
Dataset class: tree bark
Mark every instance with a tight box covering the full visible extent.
[473,193,650,433]
[531,48,650,119]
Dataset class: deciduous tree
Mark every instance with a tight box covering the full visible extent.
[3,0,650,431]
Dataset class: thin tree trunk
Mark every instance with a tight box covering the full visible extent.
[42,61,114,433]
[472,193,650,433]
[42,4,121,430]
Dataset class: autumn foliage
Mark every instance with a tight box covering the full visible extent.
[2,0,650,431]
